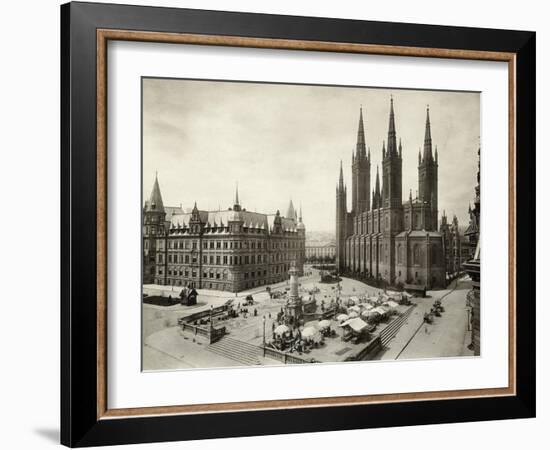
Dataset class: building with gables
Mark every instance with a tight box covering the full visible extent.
[440,212,470,278]
[464,147,481,259]
[336,98,446,289]
[143,177,306,292]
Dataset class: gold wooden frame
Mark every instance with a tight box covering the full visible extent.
[96,29,516,420]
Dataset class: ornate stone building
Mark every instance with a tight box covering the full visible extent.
[336,98,446,289]
[464,145,481,355]
[440,212,469,277]
[465,147,481,258]
[305,243,336,261]
[143,177,306,292]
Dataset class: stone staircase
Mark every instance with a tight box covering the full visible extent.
[379,305,416,347]
[207,336,263,366]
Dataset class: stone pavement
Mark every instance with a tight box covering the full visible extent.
[143,326,282,370]
[142,270,475,370]
[143,327,241,370]
[373,277,475,360]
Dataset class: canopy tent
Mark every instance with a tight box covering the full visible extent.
[340,317,369,333]
[385,300,399,308]
[274,324,290,335]
[349,296,359,304]
[337,314,349,322]
[373,307,387,315]
[348,305,361,313]
[362,304,374,311]
[301,326,318,339]
[348,310,359,318]
[318,320,331,329]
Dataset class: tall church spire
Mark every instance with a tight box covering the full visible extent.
[356,106,366,159]
[286,199,296,220]
[418,105,438,229]
[423,105,433,161]
[372,165,381,210]
[338,160,344,190]
[386,95,398,157]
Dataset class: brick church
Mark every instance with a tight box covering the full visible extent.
[336,97,446,289]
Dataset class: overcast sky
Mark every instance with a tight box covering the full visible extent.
[143,78,479,232]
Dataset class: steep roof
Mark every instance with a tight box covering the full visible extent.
[169,209,272,232]
[395,230,443,238]
[146,174,164,212]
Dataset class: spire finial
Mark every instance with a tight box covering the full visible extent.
[423,104,433,161]
[235,181,240,205]
[356,106,366,158]
[386,95,397,156]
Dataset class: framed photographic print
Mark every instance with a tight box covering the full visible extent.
[60,1,536,447]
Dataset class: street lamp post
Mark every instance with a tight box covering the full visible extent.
[210,305,213,330]
[262,316,266,357]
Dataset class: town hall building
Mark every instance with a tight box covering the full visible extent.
[143,177,306,292]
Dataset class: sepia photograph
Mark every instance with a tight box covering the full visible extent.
[141,77,481,371]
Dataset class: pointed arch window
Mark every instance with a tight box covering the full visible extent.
[397,244,402,265]
[413,244,420,265]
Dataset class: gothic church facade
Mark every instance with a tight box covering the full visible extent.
[336,98,446,289]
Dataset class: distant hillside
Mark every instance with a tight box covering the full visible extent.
[306,230,335,245]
